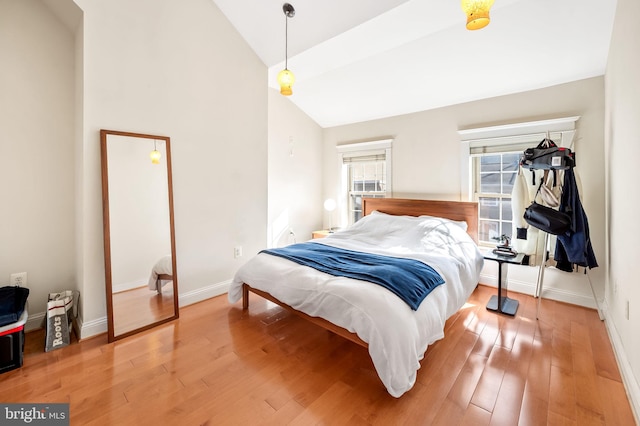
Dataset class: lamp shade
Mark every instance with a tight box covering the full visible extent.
[150,149,161,164]
[324,198,336,212]
[278,68,295,96]
[461,0,495,30]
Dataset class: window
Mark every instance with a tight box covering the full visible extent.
[459,117,580,247]
[473,152,520,244]
[337,139,392,225]
[347,160,387,223]
[469,138,551,245]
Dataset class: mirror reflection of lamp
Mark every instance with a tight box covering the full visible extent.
[324,198,336,232]
[150,140,161,164]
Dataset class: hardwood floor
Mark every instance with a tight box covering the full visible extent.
[112,285,176,336]
[2,285,635,425]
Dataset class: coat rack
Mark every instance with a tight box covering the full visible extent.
[521,136,603,320]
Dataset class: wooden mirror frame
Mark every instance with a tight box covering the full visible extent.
[100,129,179,342]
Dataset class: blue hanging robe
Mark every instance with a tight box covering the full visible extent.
[554,168,598,271]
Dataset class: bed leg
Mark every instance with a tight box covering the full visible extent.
[242,284,249,310]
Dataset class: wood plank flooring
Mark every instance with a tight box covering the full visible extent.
[1,285,635,425]
[112,285,176,336]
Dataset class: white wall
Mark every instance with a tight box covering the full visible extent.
[0,0,76,322]
[75,0,268,334]
[323,77,606,309]
[268,89,324,247]
[605,0,640,419]
[1,0,318,337]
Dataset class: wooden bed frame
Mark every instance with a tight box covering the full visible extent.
[241,198,479,348]
[155,274,173,293]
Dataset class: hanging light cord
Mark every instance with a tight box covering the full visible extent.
[284,12,289,69]
[282,3,295,70]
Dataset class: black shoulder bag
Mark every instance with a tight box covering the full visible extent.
[523,182,571,235]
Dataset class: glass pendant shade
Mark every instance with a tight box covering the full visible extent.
[278,68,295,96]
[150,149,161,164]
[461,0,494,30]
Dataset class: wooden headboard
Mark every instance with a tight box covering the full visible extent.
[362,198,479,244]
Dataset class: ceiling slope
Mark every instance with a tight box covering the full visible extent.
[215,0,617,127]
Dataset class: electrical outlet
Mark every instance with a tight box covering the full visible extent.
[10,272,27,287]
[234,246,243,259]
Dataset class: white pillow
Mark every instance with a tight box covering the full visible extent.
[369,210,468,231]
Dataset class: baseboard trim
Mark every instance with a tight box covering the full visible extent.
[478,272,599,309]
[602,300,640,425]
[178,280,230,307]
[75,280,232,339]
[78,316,108,339]
[25,311,45,332]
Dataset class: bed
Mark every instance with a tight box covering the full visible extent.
[228,198,483,397]
[147,255,173,293]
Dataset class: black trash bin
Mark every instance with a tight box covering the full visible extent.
[0,286,29,373]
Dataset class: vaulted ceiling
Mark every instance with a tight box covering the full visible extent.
[213,0,617,127]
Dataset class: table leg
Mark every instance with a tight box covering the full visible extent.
[486,261,519,316]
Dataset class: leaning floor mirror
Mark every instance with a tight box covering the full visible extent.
[100,129,179,342]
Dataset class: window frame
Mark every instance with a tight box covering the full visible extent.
[337,139,393,226]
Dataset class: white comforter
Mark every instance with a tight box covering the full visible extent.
[228,211,483,397]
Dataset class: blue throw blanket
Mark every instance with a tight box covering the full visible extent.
[260,242,444,310]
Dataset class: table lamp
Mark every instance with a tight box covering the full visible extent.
[324,198,336,232]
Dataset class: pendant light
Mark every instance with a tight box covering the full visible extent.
[277,3,295,96]
[461,0,495,30]
[150,140,161,164]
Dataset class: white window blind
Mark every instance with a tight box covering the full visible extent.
[341,153,387,163]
